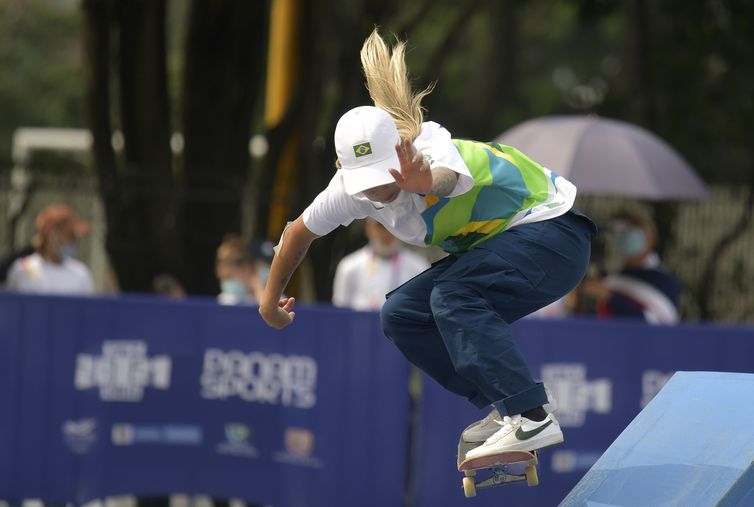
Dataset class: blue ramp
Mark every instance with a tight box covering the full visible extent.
[560,371,754,507]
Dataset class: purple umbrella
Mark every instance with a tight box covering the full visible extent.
[494,115,708,200]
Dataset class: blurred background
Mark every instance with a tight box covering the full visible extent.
[1,0,753,322]
[2,2,754,507]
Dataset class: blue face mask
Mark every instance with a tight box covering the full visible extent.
[616,228,646,258]
[221,278,247,297]
[58,243,77,260]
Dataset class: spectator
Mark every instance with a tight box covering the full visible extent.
[333,218,430,310]
[5,204,94,295]
[580,209,681,324]
[215,234,260,305]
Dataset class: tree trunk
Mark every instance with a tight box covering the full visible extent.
[104,0,179,292]
[82,0,123,283]
[634,0,657,127]
[181,0,268,294]
[292,0,351,302]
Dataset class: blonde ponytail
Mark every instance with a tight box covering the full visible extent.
[360,29,434,141]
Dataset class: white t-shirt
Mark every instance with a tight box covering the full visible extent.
[6,253,95,295]
[332,246,430,310]
[303,122,474,246]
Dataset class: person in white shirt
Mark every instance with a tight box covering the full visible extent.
[333,218,429,310]
[6,204,94,295]
[259,30,597,460]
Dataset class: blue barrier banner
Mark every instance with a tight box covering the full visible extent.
[3,292,754,506]
[414,318,754,507]
[0,292,410,507]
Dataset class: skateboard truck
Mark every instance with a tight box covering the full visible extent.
[457,438,539,498]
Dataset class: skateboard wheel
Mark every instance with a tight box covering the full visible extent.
[462,476,477,497]
[525,465,539,487]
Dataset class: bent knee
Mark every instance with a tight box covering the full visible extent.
[380,292,408,335]
[381,291,433,336]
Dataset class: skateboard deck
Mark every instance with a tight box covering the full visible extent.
[457,439,539,497]
[459,449,536,471]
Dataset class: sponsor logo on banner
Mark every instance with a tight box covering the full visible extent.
[541,363,611,427]
[111,424,202,446]
[273,428,322,468]
[75,340,171,402]
[62,418,98,454]
[200,348,317,409]
[216,423,259,458]
[640,370,674,408]
[550,449,603,473]
[285,427,314,456]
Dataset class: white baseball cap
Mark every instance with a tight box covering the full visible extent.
[334,106,401,195]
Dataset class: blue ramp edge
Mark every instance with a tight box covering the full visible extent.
[720,462,754,507]
[560,371,754,507]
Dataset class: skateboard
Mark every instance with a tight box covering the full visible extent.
[457,438,539,498]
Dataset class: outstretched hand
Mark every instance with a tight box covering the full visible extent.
[389,139,433,194]
[259,297,296,330]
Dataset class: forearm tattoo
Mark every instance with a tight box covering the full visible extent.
[429,168,459,197]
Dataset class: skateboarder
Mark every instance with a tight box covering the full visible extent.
[259,29,597,461]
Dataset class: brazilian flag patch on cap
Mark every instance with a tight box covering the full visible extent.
[353,142,372,157]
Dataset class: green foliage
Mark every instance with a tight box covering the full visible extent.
[395,1,626,140]
[648,0,754,183]
[387,0,751,185]
[0,0,85,172]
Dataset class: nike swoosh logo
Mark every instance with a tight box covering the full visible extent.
[515,420,552,440]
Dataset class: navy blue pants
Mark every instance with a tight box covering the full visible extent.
[381,210,597,417]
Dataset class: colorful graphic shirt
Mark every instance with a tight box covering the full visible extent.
[303,122,577,254]
[421,140,576,253]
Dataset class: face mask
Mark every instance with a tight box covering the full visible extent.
[616,228,646,258]
[58,243,77,260]
[369,238,399,258]
[220,278,247,297]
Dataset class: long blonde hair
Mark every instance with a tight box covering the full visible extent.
[360,29,434,141]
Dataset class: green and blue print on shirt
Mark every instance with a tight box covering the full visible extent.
[421,140,569,254]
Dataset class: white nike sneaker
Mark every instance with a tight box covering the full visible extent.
[462,386,558,443]
[464,414,563,460]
